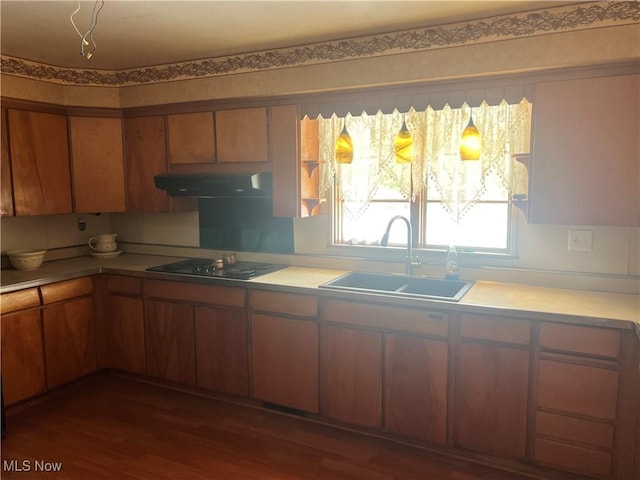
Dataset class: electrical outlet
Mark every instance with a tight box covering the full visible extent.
[568,229,592,252]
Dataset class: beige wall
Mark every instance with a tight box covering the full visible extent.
[3,24,639,107]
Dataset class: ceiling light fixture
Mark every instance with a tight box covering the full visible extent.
[70,0,105,59]
[394,114,414,164]
[335,123,354,164]
[460,115,481,161]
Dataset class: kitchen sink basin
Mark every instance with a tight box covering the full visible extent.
[319,271,474,301]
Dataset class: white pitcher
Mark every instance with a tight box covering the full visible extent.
[88,233,118,253]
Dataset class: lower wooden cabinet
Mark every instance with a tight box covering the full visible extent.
[106,294,146,374]
[1,308,46,405]
[251,313,319,412]
[43,296,96,389]
[195,305,248,396]
[145,299,196,385]
[321,324,382,428]
[534,322,624,478]
[384,333,448,444]
[249,291,319,413]
[454,341,530,459]
[535,412,614,478]
[4,275,637,480]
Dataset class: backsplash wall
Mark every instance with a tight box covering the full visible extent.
[2,211,638,277]
[1,213,112,253]
[1,211,638,293]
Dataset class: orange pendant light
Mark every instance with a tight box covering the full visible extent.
[335,124,354,164]
[394,118,414,164]
[460,115,481,161]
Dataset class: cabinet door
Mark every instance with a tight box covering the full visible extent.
[195,305,248,397]
[251,313,318,412]
[145,299,195,385]
[43,296,97,388]
[322,325,382,428]
[1,108,14,216]
[537,359,618,420]
[8,109,72,215]
[105,294,146,374]
[530,74,639,226]
[384,334,448,444]
[167,112,215,165]
[270,105,300,217]
[454,342,529,459]
[215,107,268,163]
[124,116,169,213]
[70,116,126,213]
[1,309,46,405]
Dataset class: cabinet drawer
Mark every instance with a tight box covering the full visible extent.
[536,411,613,449]
[250,290,317,318]
[144,279,245,308]
[539,322,620,359]
[40,277,93,304]
[321,299,448,338]
[535,437,612,478]
[537,359,618,420]
[106,275,142,296]
[1,287,40,314]
[459,313,530,345]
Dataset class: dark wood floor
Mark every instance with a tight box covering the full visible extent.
[1,373,535,479]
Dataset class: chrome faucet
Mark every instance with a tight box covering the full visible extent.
[380,215,420,275]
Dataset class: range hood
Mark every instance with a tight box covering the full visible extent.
[154,172,272,198]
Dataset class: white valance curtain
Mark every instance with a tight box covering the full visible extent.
[318,99,532,222]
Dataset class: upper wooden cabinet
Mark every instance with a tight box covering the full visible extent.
[7,109,73,216]
[530,74,640,226]
[124,115,169,213]
[167,112,215,165]
[1,108,14,216]
[69,116,126,213]
[215,107,268,163]
[300,117,323,217]
[270,105,300,217]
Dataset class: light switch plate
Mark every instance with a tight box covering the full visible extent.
[568,229,593,252]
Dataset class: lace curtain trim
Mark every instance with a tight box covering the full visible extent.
[318,99,532,221]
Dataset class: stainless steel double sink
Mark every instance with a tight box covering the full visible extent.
[319,271,474,302]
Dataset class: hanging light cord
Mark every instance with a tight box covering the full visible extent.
[70,0,105,59]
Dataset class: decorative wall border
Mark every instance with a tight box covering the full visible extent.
[1,1,638,87]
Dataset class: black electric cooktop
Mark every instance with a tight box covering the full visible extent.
[147,258,286,280]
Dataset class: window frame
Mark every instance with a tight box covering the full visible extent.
[329,178,519,259]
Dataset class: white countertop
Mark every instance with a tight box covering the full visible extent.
[2,253,638,329]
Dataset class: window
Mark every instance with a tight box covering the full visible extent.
[317,99,532,253]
